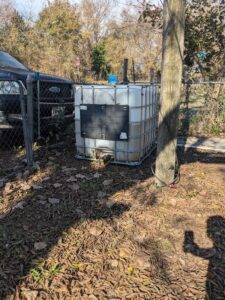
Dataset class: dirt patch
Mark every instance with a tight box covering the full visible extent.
[0,146,225,299]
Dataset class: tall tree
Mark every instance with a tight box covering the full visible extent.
[0,9,29,64]
[33,0,82,78]
[79,0,114,45]
[155,0,185,186]
[92,43,107,80]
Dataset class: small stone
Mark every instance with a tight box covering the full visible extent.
[32,184,43,190]
[20,183,31,191]
[16,173,23,180]
[110,259,119,268]
[119,247,132,258]
[97,191,107,198]
[39,200,46,205]
[75,208,85,216]
[70,183,80,191]
[23,225,29,231]
[0,180,5,188]
[34,242,47,250]
[134,252,151,269]
[14,201,26,209]
[106,200,115,209]
[89,226,103,237]
[76,174,86,179]
[4,182,12,194]
[66,176,77,182]
[81,166,87,170]
[48,198,60,204]
[43,177,50,182]
[93,173,101,178]
[36,195,46,200]
[103,179,113,186]
[62,167,77,173]
[48,156,55,161]
[169,199,177,207]
[53,183,62,188]
[179,258,186,266]
[23,170,30,178]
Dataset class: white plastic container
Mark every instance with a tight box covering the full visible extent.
[75,84,159,165]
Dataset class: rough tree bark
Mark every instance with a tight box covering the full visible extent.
[155,0,185,185]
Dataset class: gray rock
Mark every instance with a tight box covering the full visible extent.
[97,191,107,198]
[23,170,30,178]
[53,183,62,188]
[103,179,113,186]
[48,198,60,204]
[0,180,4,188]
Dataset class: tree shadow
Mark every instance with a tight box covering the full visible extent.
[0,143,157,298]
[183,216,225,300]
[0,171,130,298]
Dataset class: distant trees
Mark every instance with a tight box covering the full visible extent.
[0,0,223,81]
[33,0,82,78]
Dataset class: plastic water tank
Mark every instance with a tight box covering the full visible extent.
[75,84,159,165]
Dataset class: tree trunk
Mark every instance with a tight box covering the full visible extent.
[155,0,185,186]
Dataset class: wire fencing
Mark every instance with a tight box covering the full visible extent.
[0,79,33,180]
[179,82,225,136]
[0,76,75,181]
[32,78,74,142]
[0,78,224,180]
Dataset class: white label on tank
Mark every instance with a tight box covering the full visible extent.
[80,105,87,110]
[120,132,128,140]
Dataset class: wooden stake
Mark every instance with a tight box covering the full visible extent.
[155,0,185,185]
[123,58,129,83]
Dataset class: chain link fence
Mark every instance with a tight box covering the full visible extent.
[0,76,75,181]
[0,79,33,180]
[1,77,224,181]
[179,82,225,136]
[32,79,74,142]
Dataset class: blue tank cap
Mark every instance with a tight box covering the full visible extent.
[108,75,118,84]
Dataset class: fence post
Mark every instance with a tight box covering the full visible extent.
[19,81,33,166]
[26,74,34,143]
[150,68,155,84]
[123,58,129,83]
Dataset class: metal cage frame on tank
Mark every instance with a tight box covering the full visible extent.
[74,84,160,166]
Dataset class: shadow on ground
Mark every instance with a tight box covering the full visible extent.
[184,216,225,300]
[0,142,225,299]
[0,143,154,298]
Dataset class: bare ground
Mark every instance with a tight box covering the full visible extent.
[0,145,225,300]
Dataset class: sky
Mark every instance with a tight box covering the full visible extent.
[14,0,160,20]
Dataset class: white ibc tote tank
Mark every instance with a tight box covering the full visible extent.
[74,84,159,166]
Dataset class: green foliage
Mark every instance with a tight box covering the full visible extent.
[91,43,107,79]
[185,0,225,80]
[0,10,29,62]
[31,261,60,282]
